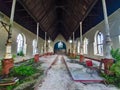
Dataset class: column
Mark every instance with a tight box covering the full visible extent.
[72,32,76,57]
[69,38,72,54]
[80,22,83,54]
[44,32,47,53]
[4,0,16,59]
[36,22,39,53]
[34,22,39,62]
[102,0,112,59]
[48,37,51,52]
[37,23,39,47]
[72,32,74,54]
[79,22,84,62]
[102,0,113,74]
[2,0,16,76]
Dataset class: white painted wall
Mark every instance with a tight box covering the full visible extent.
[50,34,70,53]
[0,12,44,59]
[1,8,120,60]
[0,12,70,60]
[83,8,120,59]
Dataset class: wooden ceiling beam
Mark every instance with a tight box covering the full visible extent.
[68,0,98,39]
[40,0,55,32]
[13,0,100,40]
[82,0,98,21]
[4,0,12,3]
[19,0,47,34]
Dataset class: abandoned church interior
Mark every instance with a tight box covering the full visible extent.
[0,0,120,90]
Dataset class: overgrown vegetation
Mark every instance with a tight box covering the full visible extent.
[111,48,120,62]
[0,58,44,90]
[17,50,24,56]
[68,54,80,59]
[101,48,120,88]
[10,65,37,77]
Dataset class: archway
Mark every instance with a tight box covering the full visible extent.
[32,39,37,55]
[16,33,26,56]
[54,41,67,54]
[17,34,24,56]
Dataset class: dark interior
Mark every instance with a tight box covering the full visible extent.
[0,0,120,41]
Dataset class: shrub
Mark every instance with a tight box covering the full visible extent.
[111,48,120,62]
[17,50,24,56]
[101,48,120,87]
[10,65,37,77]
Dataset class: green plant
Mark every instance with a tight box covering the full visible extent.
[21,58,34,66]
[110,61,120,77]
[111,48,120,62]
[17,50,24,56]
[100,73,116,84]
[10,65,37,77]
[12,54,16,58]
[6,85,14,90]
[3,59,44,90]
[0,58,3,61]
[76,55,80,59]
[28,58,34,64]
[110,61,120,87]
[101,48,120,87]
[4,81,20,90]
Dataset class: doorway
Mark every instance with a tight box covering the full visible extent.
[54,41,66,54]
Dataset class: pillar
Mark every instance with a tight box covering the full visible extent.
[69,38,72,54]
[72,32,76,57]
[44,32,47,53]
[102,0,112,59]
[34,22,39,62]
[102,0,113,74]
[2,0,16,75]
[4,0,16,59]
[80,22,83,54]
[48,37,51,53]
[79,22,84,62]
[36,23,39,48]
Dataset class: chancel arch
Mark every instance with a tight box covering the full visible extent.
[54,41,66,54]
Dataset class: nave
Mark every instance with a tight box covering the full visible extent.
[34,55,118,90]
[0,0,120,89]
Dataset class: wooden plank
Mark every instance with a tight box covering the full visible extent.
[0,77,19,86]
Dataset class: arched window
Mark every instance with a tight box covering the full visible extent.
[32,39,37,55]
[118,35,120,45]
[83,38,88,54]
[77,41,80,54]
[17,34,24,56]
[94,31,104,56]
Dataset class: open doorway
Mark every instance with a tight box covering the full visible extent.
[54,41,66,54]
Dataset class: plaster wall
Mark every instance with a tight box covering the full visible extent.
[50,34,70,53]
[83,8,120,59]
[0,12,44,59]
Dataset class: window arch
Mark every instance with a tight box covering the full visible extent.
[75,38,80,54]
[94,31,104,56]
[118,35,120,45]
[32,39,37,55]
[17,33,26,56]
[17,34,24,56]
[77,41,80,54]
[83,38,88,54]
